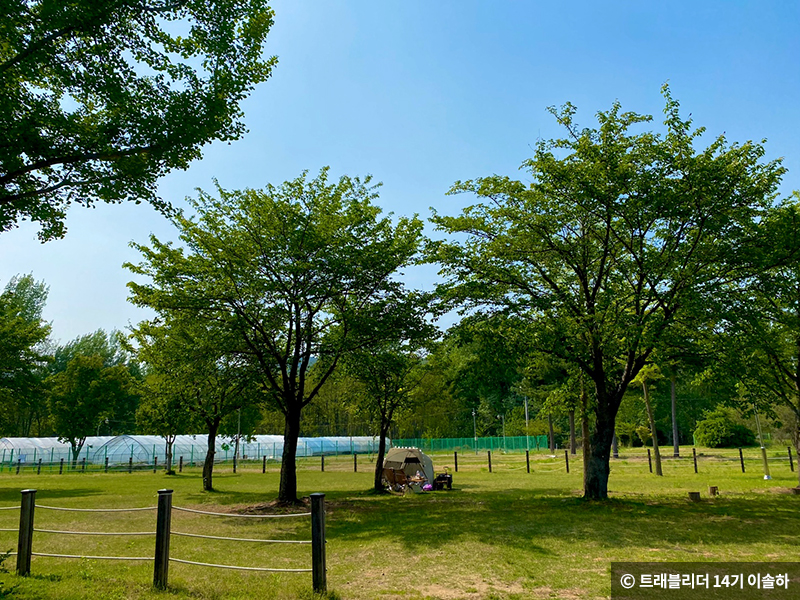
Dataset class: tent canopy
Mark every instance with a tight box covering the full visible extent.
[383,447,434,482]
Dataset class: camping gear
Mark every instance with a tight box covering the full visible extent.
[433,473,453,490]
[382,447,435,484]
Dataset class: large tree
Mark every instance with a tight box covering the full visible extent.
[127,168,426,502]
[1,0,275,240]
[432,87,785,499]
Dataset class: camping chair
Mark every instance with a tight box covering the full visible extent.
[383,468,404,493]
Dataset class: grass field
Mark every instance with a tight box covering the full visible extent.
[0,446,798,600]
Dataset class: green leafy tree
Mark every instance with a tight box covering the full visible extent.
[0,274,51,436]
[127,168,426,502]
[432,86,785,499]
[49,354,137,466]
[1,0,276,240]
[130,318,258,490]
[711,200,800,483]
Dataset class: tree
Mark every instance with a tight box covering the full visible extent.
[633,364,664,476]
[0,274,51,436]
[1,0,276,240]
[49,354,137,466]
[342,294,437,493]
[130,317,258,490]
[713,200,800,484]
[432,86,785,499]
[127,168,426,502]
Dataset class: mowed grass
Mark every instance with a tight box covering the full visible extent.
[0,447,798,600]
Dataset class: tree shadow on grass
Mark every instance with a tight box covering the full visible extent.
[0,488,102,504]
[320,487,800,554]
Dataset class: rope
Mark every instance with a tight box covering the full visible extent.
[169,557,311,572]
[173,506,310,518]
[172,531,310,544]
[35,529,155,536]
[31,552,152,561]
[36,505,156,513]
[0,528,17,532]
[0,506,19,510]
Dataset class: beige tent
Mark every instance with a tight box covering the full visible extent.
[383,447,434,482]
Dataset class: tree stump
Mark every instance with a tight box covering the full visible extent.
[708,486,718,496]
[688,492,701,502]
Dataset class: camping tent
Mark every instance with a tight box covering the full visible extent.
[382,447,434,482]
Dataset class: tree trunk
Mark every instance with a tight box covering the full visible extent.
[671,372,680,458]
[569,409,577,455]
[278,406,301,503]
[374,424,390,493]
[643,381,663,476]
[165,436,175,474]
[584,409,615,499]
[203,419,220,491]
[548,414,555,454]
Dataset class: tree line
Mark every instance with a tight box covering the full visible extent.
[2,4,799,501]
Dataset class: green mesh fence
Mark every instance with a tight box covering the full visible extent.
[392,435,549,453]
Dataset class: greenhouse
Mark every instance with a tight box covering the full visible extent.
[0,434,385,468]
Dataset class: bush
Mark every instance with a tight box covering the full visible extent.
[694,408,757,448]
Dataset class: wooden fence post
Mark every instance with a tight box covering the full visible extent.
[233,455,237,474]
[311,493,327,594]
[526,450,530,474]
[321,455,324,472]
[16,489,36,576]
[153,489,173,589]
[565,450,569,473]
[739,448,745,473]
[487,451,492,473]
[59,458,64,474]
[179,457,183,473]
[37,459,42,475]
[104,457,109,473]
[454,451,458,473]
[16,459,20,474]
[262,456,266,474]
[81,458,86,472]
[128,457,133,474]
[788,447,794,472]
[353,454,357,473]
[692,448,698,473]
[648,448,652,473]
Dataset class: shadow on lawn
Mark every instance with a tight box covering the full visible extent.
[320,487,800,554]
[0,487,102,504]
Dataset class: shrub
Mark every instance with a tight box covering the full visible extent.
[694,408,757,448]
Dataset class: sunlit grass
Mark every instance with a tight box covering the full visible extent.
[0,446,798,599]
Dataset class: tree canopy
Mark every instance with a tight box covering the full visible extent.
[1,0,276,240]
[127,167,427,501]
[432,86,786,499]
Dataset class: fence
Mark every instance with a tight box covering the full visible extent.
[2,489,327,593]
[393,435,549,454]
[0,434,384,474]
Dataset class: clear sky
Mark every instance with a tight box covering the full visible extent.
[2,1,799,344]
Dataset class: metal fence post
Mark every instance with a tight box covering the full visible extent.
[104,457,109,473]
[788,447,794,472]
[565,450,569,474]
[648,448,652,473]
[311,493,327,593]
[526,450,530,474]
[739,448,745,473]
[488,451,492,473]
[353,454,357,473]
[59,458,64,474]
[179,456,183,473]
[454,451,458,473]
[128,456,133,474]
[692,447,698,473]
[262,456,266,473]
[153,489,173,589]
[153,456,158,473]
[17,489,36,576]
[37,459,42,475]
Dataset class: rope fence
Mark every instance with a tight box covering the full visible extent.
[3,488,328,594]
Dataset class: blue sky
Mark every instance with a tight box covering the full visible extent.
[2,1,799,343]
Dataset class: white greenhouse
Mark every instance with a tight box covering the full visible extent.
[0,434,385,471]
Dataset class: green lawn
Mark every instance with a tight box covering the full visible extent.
[0,447,798,600]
